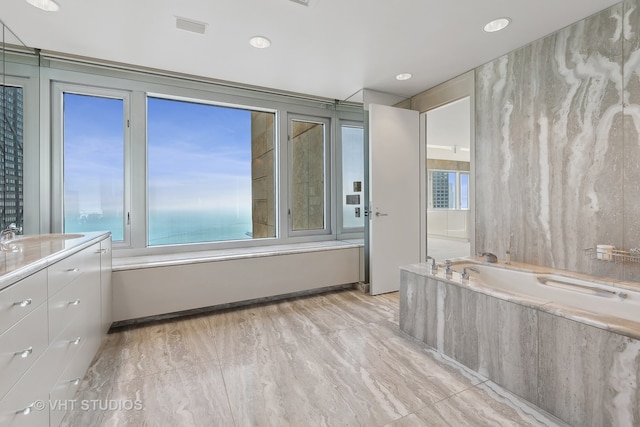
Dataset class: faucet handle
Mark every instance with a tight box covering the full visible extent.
[461,266,480,280]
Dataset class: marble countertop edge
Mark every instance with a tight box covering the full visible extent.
[0,232,111,291]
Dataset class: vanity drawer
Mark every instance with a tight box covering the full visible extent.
[0,303,48,401]
[49,341,93,427]
[47,248,92,297]
[48,274,93,342]
[0,364,49,427]
[0,270,47,336]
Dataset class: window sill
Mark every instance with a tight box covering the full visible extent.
[112,239,364,272]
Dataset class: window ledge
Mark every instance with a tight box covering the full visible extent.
[112,240,364,272]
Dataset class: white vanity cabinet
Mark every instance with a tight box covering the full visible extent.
[0,233,111,427]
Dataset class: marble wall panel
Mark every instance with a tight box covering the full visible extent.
[475,2,628,280]
[537,311,640,427]
[623,0,640,282]
[476,294,539,404]
[399,270,438,347]
[438,281,480,371]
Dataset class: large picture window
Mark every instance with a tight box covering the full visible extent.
[147,97,276,246]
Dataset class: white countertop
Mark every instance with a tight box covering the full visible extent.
[0,231,111,291]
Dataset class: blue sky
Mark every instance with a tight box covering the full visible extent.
[64,94,254,219]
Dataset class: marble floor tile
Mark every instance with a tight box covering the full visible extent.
[63,363,233,427]
[64,289,562,426]
[329,320,485,410]
[386,381,568,427]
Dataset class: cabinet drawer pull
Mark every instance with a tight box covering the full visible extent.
[70,377,81,385]
[68,299,81,306]
[15,346,33,358]
[13,298,32,307]
[66,267,80,273]
[70,337,82,345]
[16,403,34,416]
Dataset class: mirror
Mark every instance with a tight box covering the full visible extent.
[425,96,472,260]
[1,20,38,234]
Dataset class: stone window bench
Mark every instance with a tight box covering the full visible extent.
[111,240,363,324]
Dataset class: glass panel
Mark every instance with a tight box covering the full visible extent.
[432,171,456,209]
[63,93,125,241]
[147,97,275,246]
[0,85,23,230]
[341,125,364,229]
[291,120,325,231]
[460,172,469,209]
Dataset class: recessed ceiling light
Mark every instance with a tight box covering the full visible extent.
[25,0,59,11]
[396,73,412,81]
[249,36,271,49]
[484,18,511,33]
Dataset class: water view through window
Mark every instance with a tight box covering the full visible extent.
[147,97,275,246]
[63,93,125,241]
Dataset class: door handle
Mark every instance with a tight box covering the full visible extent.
[375,212,388,217]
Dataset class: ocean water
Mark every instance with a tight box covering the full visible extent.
[64,210,253,245]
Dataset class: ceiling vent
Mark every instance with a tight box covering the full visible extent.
[175,17,208,35]
[289,0,310,6]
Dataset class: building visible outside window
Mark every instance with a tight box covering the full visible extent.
[0,85,24,230]
[430,170,469,210]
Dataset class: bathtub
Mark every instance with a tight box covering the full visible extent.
[450,261,640,326]
[400,259,640,427]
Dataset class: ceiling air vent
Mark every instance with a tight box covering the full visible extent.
[175,17,208,35]
[289,0,310,6]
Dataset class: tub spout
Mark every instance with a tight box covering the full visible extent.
[481,252,498,263]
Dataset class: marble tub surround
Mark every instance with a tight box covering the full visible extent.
[400,263,640,427]
[475,0,640,283]
[0,231,110,290]
[62,289,565,426]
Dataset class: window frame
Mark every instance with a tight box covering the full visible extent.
[429,169,470,210]
[337,120,365,234]
[51,82,132,247]
[287,113,332,237]
[145,92,279,247]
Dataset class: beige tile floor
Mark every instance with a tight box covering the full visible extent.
[62,289,566,427]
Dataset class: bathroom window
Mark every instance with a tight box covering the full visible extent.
[147,97,276,246]
[340,124,364,230]
[430,170,469,210]
[61,91,128,242]
[289,116,331,234]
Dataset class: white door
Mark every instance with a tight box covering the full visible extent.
[369,104,421,295]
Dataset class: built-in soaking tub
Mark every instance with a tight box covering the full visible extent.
[400,259,640,427]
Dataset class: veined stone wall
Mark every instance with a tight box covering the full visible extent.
[476,0,640,282]
[251,111,275,238]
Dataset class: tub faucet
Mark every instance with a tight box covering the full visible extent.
[461,267,480,280]
[0,223,21,242]
[444,260,454,276]
[481,252,498,263]
[426,256,437,273]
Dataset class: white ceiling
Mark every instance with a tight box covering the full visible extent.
[1,0,621,101]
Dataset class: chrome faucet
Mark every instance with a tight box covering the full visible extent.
[461,266,480,280]
[444,259,454,276]
[481,252,498,263]
[426,256,437,273]
[0,223,21,242]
